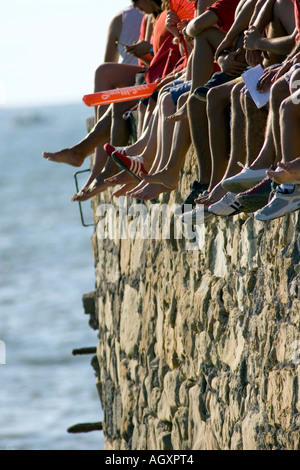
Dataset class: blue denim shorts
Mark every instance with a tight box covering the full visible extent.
[168,79,192,105]
[284,63,300,83]
[140,78,192,107]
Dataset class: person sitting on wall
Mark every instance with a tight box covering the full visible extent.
[71,1,197,201]
[139,0,251,205]
[183,0,298,222]
[42,0,184,200]
[103,0,245,203]
[209,0,300,220]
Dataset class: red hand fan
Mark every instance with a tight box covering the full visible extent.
[168,0,196,21]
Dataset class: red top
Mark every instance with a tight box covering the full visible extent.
[207,0,240,33]
[152,10,173,55]
[138,15,153,66]
[139,14,147,42]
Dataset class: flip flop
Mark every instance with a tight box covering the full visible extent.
[103,143,125,157]
[111,150,148,182]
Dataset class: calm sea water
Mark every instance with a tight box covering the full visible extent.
[0,103,104,450]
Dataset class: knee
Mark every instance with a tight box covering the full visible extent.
[187,93,203,113]
[94,63,112,86]
[270,77,289,108]
[161,92,173,112]
[157,90,168,106]
[207,87,223,114]
[94,63,105,80]
[229,82,244,108]
[234,83,249,115]
[280,95,298,119]
[177,92,188,109]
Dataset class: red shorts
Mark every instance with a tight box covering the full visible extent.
[207,0,240,33]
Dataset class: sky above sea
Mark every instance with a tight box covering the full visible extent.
[0,0,132,108]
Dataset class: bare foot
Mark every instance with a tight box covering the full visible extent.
[71,174,110,202]
[267,158,300,184]
[113,183,138,197]
[194,182,225,205]
[131,183,171,200]
[126,180,148,196]
[70,188,87,201]
[140,169,178,190]
[166,103,187,122]
[43,148,85,167]
[104,170,136,186]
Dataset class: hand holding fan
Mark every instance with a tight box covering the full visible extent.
[168,0,196,53]
[168,0,196,21]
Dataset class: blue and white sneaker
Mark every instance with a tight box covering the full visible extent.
[254,183,300,221]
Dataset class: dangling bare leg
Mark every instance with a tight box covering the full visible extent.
[238,0,296,171]
[71,100,134,201]
[104,106,159,191]
[122,90,174,197]
[43,107,112,167]
[73,98,160,200]
[43,63,143,166]
[267,70,300,183]
[188,93,211,186]
[195,81,246,205]
[43,99,131,171]
[247,76,289,171]
[128,91,179,199]
[206,82,232,188]
[140,92,191,191]
[71,158,118,201]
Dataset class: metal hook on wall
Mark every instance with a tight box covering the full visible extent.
[73,169,95,227]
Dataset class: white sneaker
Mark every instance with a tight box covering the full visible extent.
[181,205,214,224]
[221,162,268,193]
[208,192,241,216]
[254,183,300,221]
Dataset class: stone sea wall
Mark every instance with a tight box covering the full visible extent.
[85,150,300,450]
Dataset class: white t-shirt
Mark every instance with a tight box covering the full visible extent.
[117,6,144,65]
